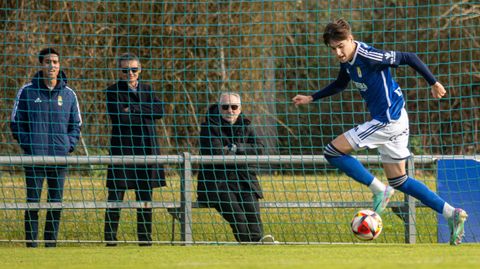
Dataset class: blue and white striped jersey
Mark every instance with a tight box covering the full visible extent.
[342,41,404,123]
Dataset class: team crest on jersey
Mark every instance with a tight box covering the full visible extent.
[58,95,63,106]
[356,67,362,78]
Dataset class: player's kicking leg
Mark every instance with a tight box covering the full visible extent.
[384,162,468,245]
[323,133,393,214]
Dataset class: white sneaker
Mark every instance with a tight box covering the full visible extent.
[260,234,280,244]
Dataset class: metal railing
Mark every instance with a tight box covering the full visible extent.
[0,154,477,244]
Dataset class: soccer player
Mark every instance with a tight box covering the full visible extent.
[292,18,467,245]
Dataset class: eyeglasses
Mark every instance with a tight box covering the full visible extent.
[221,104,240,111]
[121,67,139,74]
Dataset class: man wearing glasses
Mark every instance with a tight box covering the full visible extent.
[197,92,277,243]
[104,53,166,246]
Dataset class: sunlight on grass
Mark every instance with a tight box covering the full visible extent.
[0,245,479,269]
[0,168,441,244]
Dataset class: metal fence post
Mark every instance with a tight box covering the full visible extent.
[180,152,193,244]
[405,155,417,243]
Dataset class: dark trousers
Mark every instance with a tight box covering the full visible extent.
[213,191,263,242]
[104,188,153,244]
[24,166,66,248]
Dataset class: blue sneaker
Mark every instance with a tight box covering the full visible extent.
[448,208,468,246]
[373,186,394,214]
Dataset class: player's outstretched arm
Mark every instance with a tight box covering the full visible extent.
[292,95,313,106]
[292,68,350,107]
[397,52,446,99]
[431,82,446,99]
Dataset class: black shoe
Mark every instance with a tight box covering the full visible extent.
[139,242,152,247]
[105,242,118,247]
[26,243,38,248]
[45,243,57,248]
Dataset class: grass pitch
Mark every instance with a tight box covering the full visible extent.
[0,173,444,243]
[1,244,479,269]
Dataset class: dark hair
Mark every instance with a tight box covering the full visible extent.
[323,18,352,46]
[38,48,59,63]
[117,52,141,68]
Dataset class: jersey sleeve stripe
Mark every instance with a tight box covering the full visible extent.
[358,47,383,62]
[66,86,83,126]
[358,47,383,58]
[11,83,32,121]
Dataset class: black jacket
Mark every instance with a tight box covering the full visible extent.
[197,104,265,202]
[10,71,82,156]
[106,80,166,190]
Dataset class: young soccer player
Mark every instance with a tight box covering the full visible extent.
[292,18,467,245]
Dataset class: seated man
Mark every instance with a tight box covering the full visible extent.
[197,92,276,243]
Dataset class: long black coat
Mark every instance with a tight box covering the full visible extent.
[197,104,265,202]
[106,80,166,190]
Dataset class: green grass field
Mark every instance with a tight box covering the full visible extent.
[1,172,479,268]
[0,172,445,244]
[1,244,479,269]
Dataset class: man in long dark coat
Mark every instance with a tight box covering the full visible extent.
[104,53,166,246]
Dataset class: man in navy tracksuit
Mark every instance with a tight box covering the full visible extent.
[10,48,82,247]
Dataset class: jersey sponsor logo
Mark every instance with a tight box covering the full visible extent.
[353,81,368,91]
[58,95,63,106]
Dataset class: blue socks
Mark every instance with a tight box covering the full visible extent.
[324,144,374,186]
[394,176,445,214]
[324,144,446,214]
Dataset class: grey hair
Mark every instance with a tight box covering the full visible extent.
[117,52,141,68]
[218,92,241,104]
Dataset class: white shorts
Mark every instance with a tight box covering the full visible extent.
[344,109,411,163]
